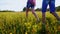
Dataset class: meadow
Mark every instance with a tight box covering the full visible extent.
[0,11,60,34]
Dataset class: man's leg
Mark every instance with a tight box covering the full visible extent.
[42,0,48,24]
[50,12,60,21]
[42,12,46,24]
[49,0,60,21]
[41,0,49,33]
[42,12,47,34]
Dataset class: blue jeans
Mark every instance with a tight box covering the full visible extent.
[42,0,55,13]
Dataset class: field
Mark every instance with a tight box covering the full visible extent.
[0,11,60,34]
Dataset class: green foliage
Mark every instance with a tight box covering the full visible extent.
[56,6,60,11]
[23,7,26,11]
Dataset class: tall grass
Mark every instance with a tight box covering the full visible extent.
[0,11,60,34]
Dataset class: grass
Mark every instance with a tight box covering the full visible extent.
[0,11,60,34]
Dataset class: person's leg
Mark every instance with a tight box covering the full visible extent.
[31,7,39,21]
[49,0,60,21]
[50,12,60,21]
[42,12,46,24]
[41,0,49,33]
[26,2,31,18]
[42,0,48,24]
[26,8,29,18]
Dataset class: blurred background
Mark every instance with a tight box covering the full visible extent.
[0,0,60,11]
